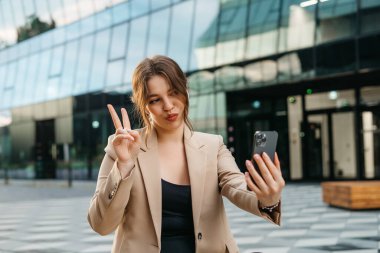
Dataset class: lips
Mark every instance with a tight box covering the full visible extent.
[166,114,178,121]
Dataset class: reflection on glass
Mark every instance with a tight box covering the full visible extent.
[131,0,150,18]
[106,60,124,87]
[89,30,110,92]
[360,0,380,34]
[146,9,170,57]
[13,58,27,107]
[66,22,80,41]
[151,0,171,10]
[112,2,130,24]
[188,71,214,95]
[124,16,148,83]
[95,8,112,30]
[50,46,64,76]
[189,0,218,70]
[244,60,277,85]
[247,0,280,59]
[279,0,316,52]
[74,35,94,95]
[216,0,248,65]
[46,77,60,100]
[11,0,26,27]
[215,66,245,91]
[316,0,356,44]
[60,40,78,97]
[0,0,17,44]
[168,1,194,71]
[80,15,96,36]
[23,54,39,105]
[5,61,17,88]
[34,50,51,103]
[110,23,129,60]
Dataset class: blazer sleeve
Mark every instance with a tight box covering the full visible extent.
[87,135,136,235]
[216,135,281,225]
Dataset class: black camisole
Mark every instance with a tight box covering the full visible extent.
[161,179,195,253]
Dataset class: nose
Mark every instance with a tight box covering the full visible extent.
[163,97,174,111]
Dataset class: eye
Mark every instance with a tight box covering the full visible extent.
[149,98,160,104]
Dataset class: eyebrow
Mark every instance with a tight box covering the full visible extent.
[147,89,175,98]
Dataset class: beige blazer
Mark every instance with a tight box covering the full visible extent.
[88,126,281,253]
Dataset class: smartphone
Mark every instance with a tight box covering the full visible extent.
[251,131,278,176]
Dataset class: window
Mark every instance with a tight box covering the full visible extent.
[124,16,149,83]
[167,1,194,71]
[60,40,79,97]
[106,59,125,87]
[316,0,357,44]
[89,29,110,92]
[247,0,280,59]
[73,35,94,95]
[109,23,129,60]
[146,8,170,57]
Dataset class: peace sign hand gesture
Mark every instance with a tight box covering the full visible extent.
[107,104,142,178]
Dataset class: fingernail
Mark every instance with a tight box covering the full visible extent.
[263,152,268,157]
[254,154,260,159]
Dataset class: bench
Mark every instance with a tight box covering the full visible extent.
[321,181,380,210]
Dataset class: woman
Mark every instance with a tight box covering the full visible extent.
[88,55,285,253]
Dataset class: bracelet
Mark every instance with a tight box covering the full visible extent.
[259,200,280,213]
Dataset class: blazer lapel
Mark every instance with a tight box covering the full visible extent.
[184,126,207,233]
[137,128,162,246]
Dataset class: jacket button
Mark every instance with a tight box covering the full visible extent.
[197,233,202,240]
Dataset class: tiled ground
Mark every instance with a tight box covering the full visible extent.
[0,182,379,253]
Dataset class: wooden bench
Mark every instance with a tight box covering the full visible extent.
[321,181,380,210]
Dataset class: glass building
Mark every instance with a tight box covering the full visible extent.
[0,0,379,181]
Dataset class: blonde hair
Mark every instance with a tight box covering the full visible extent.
[131,55,193,138]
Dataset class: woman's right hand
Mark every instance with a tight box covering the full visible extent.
[107,104,141,178]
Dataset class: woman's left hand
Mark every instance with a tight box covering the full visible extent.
[244,152,285,207]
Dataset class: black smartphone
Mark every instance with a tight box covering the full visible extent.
[251,131,278,176]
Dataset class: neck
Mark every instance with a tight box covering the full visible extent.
[155,122,185,144]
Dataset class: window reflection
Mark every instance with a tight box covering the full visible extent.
[13,58,27,107]
[110,23,128,60]
[23,54,39,105]
[106,60,124,87]
[74,35,94,95]
[217,0,248,65]
[279,0,316,52]
[60,41,78,98]
[124,16,148,83]
[316,0,357,44]
[247,0,280,59]
[360,0,380,34]
[168,1,194,71]
[50,46,64,77]
[146,9,170,57]
[189,0,218,70]
[35,50,51,103]
[89,30,110,92]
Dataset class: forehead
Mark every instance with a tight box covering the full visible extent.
[146,75,171,95]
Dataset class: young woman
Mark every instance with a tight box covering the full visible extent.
[88,55,285,253]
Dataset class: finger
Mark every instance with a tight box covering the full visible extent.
[262,152,282,181]
[113,134,135,144]
[128,130,141,142]
[121,108,131,130]
[107,104,122,129]
[245,160,268,192]
[274,152,281,170]
[244,172,261,194]
[253,154,275,185]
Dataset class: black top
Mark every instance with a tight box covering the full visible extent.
[161,179,195,253]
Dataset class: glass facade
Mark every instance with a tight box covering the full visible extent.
[0,0,379,181]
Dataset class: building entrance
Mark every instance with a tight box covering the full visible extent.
[304,110,357,180]
[35,119,56,179]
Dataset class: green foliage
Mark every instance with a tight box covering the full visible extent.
[17,14,55,42]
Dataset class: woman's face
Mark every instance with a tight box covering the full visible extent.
[145,75,185,132]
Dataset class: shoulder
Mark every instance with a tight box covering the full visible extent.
[191,131,224,147]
